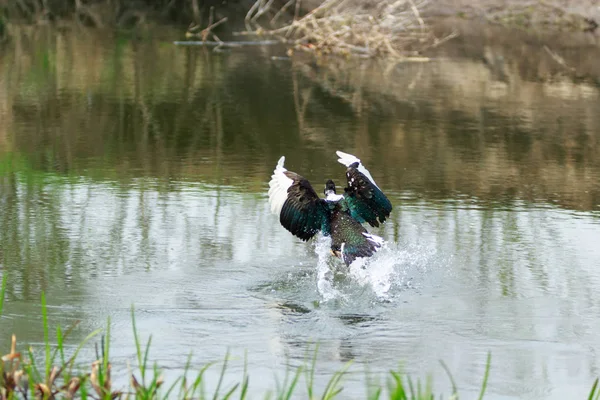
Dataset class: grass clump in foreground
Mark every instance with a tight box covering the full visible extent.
[0,274,592,399]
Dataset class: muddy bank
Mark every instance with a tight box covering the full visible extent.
[294,0,600,31]
[2,0,599,31]
[427,18,600,83]
[430,0,598,20]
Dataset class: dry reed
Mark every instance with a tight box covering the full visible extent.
[239,0,457,59]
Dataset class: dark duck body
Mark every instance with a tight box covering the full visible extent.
[268,151,392,266]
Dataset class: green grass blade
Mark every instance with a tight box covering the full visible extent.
[103,316,111,371]
[408,377,415,399]
[26,346,42,383]
[163,376,183,400]
[67,328,102,377]
[56,325,65,366]
[425,376,433,400]
[80,377,88,400]
[306,344,319,399]
[143,334,153,381]
[179,352,194,398]
[321,361,351,400]
[388,370,406,400]
[364,368,382,400]
[97,318,111,399]
[283,366,303,400]
[131,305,145,383]
[213,349,230,400]
[240,350,249,400]
[588,378,599,400]
[240,376,250,400]
[41,292,51,381]
[369,387,381,400]
[275,364,288,397]
[53,320,80,381]
[145,365,160,398]
[24,363,39,398]
[54,324,68,384]
[477,352,492,400]
[439,360,458,397]
[223,383,240,400]
[96,339,106,394]
[191,362,215,398]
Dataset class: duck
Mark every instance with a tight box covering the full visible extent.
[268,151,393,266]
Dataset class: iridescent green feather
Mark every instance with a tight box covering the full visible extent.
[329,210,380,266]
[280,199,328,241]
[344,195,370,225]
[343,168,392,227]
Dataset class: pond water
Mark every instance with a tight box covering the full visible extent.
[1,25,600,399]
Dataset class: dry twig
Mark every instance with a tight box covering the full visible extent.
[186,6,228,43]
[238,0,454,59]
[543,45,576,72]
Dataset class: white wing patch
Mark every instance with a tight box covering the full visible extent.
[268,156,293,216]
[362,232,384,247]
[335,150,380,189]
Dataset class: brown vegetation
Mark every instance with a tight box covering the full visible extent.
[236,0,456,58]
[0,0,254,28]
[1,0,599,34]
[428,0,600,32]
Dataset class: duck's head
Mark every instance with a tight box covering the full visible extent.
[324,179,338,199]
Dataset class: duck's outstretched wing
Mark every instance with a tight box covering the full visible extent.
[268,156,329,241]
[336,151,392,227]
[330,212,383,266]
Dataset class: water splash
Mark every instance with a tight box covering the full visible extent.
[313,235,436,301]
[314,236,343,302]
